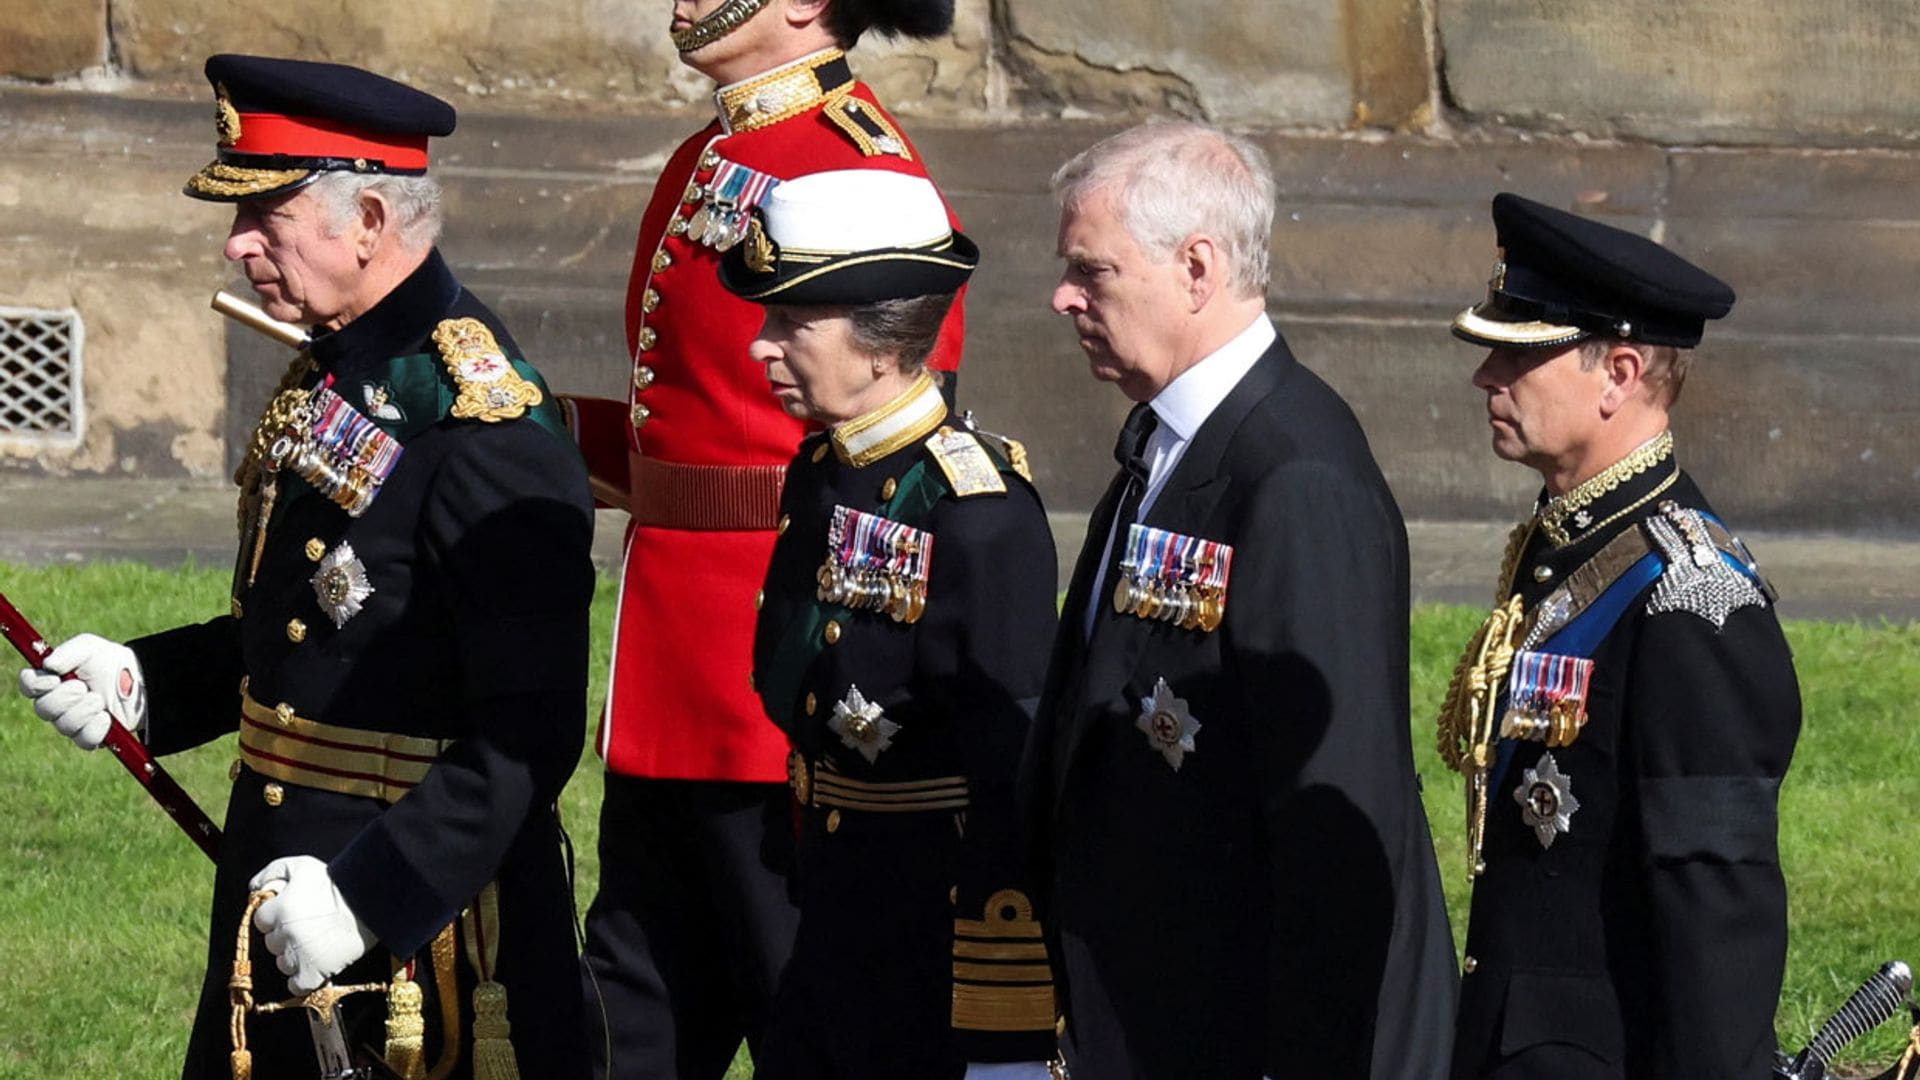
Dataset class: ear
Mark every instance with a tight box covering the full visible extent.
[1596,342,1650,418]
[352,188,393,264]
[784,0,831,30]
[1178,233,1224,313]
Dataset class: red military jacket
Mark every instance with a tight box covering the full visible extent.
[564,48,965,781]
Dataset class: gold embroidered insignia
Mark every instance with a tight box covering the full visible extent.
[824,95,913,160]
[215,84,242,147]
[432,318,544,423]
[925,429,1006,498]
[744,217,777,275]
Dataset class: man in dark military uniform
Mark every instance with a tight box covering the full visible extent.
[1026,121,1459,1080]
[721,169,1057,1079]
[557,4,967,1075]
[1437,193,1802,1079]
[16,56,593,1079]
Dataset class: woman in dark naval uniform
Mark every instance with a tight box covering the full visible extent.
[721,170,1060,1080]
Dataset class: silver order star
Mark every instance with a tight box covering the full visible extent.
[1136,676,1200,772]
[310,542,375,629]
[828,685,900,764]
[1513,751,1581,850]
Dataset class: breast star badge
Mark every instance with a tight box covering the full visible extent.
[829,685,900,764]
[310,542,375,629]
[1513,751,1580,850]
[1136,677,1200,771]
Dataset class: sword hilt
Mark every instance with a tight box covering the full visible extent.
[1785,960,1914,1079]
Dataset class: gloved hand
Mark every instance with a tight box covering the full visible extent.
[16,633,147,749]
[250,855,379,995]
[964,1064,1056,1079]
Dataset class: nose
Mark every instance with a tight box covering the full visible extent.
[1050,278,1085,316]
[223,214,261,263]
[747,334,779,368]
[1471,350,1505,392]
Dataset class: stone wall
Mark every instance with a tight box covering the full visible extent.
[1,1,1918,528]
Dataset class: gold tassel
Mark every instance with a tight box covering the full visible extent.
[228,1050,252,1080]
[470,980,520,1080]
[384,972,427,1080]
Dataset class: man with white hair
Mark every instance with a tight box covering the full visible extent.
[1022,121,1458,1079]
[16,55,594,1078]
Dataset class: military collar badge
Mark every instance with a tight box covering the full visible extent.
[818,505,932,624]
[433,318,544,423]
[1514,751,1580,850]
[360,381,403,422]
[311,542,375,629]
[1137,677,1200,771]
[828,685,900,764]
[1112,525,1232,632]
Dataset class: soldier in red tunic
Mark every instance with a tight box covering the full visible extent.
[557,2,965,1076]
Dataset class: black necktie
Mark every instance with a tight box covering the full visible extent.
[1096,404,1159,618]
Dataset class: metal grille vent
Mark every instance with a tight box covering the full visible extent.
[0,306,84,448]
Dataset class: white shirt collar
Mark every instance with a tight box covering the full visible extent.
[1146,315,1276,439]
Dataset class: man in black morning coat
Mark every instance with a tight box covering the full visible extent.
[1022,121,1457,1079]
[16,56,592,1078]
[1437,193,1800,1079]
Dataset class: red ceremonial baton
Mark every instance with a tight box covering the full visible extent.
[0,589,221,862]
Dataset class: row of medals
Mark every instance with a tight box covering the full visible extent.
[1113,573,1224,632]
[267,394,381,517]
[817,562,927,624]
[686,198,751,251]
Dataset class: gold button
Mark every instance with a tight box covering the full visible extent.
[638,327,658,352]
[879,477,897,501]
[826,809,842,833]
[652,250,672,273]
[701,150,720,170]
[1463,955,1478,974]
[262,783,285,807]
[949,886,958,905]
[642,288,661,314]
[684,182,701,202]
[823,620,842,645]
[668,216,689,237]
[1533,565,1554,583]
[777,514,790,535]
[1055,1016,1067,1038]
[305,538,326,562]
[633,365,655,391]
[286,619,307,643]
[811,444,829,464]
[231,597,244,619]
[631,403,652,428]
[754,588,765,611]
[275,702,294,725]
[805,692,817,716]
[229,758,243,781]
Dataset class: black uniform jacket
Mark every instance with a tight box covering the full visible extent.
[1451,464,1801,1080]
[1023,336,1459,1079]
[752,385,1059,1072]
[131,251,595,1079]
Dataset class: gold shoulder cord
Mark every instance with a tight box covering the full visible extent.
[233,354,318,595]
[1434,520,1534,882]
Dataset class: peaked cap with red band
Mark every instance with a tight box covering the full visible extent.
[184,54,457,203]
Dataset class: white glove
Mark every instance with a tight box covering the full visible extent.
[16,633,147,750]
[964,1065,1055,1080]
[250,855,379,995]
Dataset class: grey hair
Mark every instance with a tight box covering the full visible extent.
[846,292,957,374]
[308,171,444,250]
[1050,121,1275,298]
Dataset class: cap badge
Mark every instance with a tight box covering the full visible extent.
[433,318,545,423]
[829,685,899,763]
[1514,751,1580,850]
[744,217,776,275]
[1136,677,1200,771]
[214,84,242,147]
[311,542,375,629]
[1489,251,1508,292]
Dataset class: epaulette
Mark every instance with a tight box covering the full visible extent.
[923,426,1006,498]
[823,94,913,160]
[958,413,1033,483]
[432,317,545,423]
[1643,501,1769,628]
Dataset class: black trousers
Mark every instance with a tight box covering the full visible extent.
[580,775,801,1080]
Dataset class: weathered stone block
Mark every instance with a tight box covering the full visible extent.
[1439,0,1920,145]
[0,0,107,80]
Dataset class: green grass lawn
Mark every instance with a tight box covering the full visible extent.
[1,561,1915,1077]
